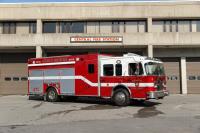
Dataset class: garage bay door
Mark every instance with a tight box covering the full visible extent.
[186,58,200,94]
[0,53,34,95]
[160,58,181,94]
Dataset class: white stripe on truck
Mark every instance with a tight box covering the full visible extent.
[28,61,75,67]
[28,76,154,87]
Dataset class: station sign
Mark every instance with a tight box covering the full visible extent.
[70,36,123,43]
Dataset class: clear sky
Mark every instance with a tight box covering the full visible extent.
[0,0,179,3]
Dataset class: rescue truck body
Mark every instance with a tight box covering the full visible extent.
[28,53,168,106]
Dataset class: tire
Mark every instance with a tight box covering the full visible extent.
[46,88,59,102]
[112,89,130,106]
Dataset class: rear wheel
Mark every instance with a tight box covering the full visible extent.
[112,89,130,106]
[46,88,59,102]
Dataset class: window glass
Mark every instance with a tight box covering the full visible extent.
[129,63,137,75]
[115,64,122,76]
[3,23,9,34]
[178,20,191,32]
[145,62,165,76]
[21,77,28,81]
[188,76,196,80]
[43,22,56,33]
[29,22,36,33]
[13,77,19,81]
[197,76,200,80]
[5,77,11,81]
[129,63,143,75]
[152,21,164,32]
[112,21,120,33]
[71,22,84,33]
[88,64,94,74]
[10,23,16,34]
[196,21,200,32]
[3,22,16,34]
[171,76,178,80]
[60,22,71,33]
[103,64,113,76]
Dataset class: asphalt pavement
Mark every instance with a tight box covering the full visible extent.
[0,95,199,133]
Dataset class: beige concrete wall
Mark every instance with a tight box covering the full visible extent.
[0,2,200,20]
[1,32,200,47]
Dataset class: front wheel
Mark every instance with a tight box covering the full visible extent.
[46,88,59,102]
[112,89,130,106]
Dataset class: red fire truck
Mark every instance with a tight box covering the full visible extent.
[28,53,168,106]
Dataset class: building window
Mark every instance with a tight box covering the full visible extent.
[125,21,146,33]
[21,77,28,81]
[71,22,85,33]
[164,21,178,32]
[13,77,19,81]
[153,20,193,32]
[3,22,16,34]
[58,22,85,33]
[5,77,11,81]
[43,22,56,33]
[115,64,122,76]
[60,22,71,33]
[196,21,200,32]
[171,76,178,80]
[178,20,192,32]
[112,21,120,33]
[29,22,36,33]
[103,64,114,76]
[188,76,196,80]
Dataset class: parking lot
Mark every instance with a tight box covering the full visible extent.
[0,95,200,133]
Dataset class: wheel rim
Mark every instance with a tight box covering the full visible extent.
[48,90,56,100]
[115,92,126,104]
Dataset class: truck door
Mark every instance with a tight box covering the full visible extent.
[100,59,125,97]
[75,59,98,96]
[126,62,144,98]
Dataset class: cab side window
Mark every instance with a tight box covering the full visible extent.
[128,63,143,75]
[103,64,113,76]
[129,63,137,75]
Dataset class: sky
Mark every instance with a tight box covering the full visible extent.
[0,0,192,3]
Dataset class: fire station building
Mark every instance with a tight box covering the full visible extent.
[0,1,200,95]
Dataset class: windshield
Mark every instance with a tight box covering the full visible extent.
[145,62,165,76]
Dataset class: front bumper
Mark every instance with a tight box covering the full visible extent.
[147,90,169,99]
